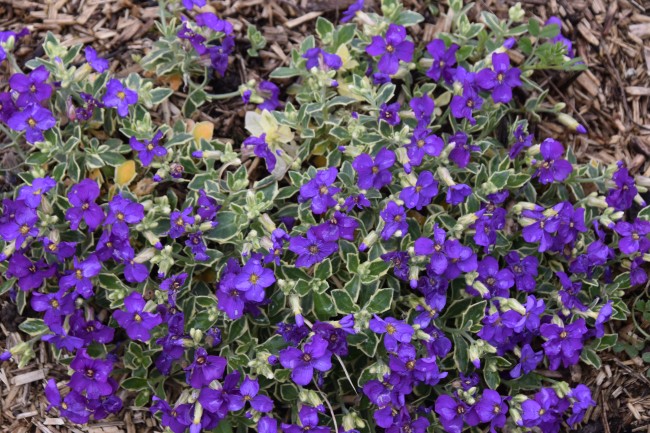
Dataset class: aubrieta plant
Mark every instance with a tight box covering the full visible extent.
[0,0,646,432]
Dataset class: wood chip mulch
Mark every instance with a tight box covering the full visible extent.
[0,0,649,432]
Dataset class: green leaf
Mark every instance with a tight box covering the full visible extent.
[452,334,469,372]
[314,260,333,280]
[394,11,424,27]
[332,289,358,314]
[528,19,540,37]
[316,17,335,41]
[460,300,486,332]
[580,347,602,369]
[488,169,512,190]
[506,173,531,188]
[270,67,302,79]
[314,292,335,320]
[19,318,49,336]
[365,288,393,314]
[150,88,173,105]
[122,377,150,391]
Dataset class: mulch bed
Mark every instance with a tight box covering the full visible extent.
[0,0,649,432]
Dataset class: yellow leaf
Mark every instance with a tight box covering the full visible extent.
[193,121,214,144]
[312,155,327,167]
[115,160,137,187]
[88,168,104,183]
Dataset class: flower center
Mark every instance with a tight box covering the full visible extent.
[406,360,415,370]
[30,84,37,93]
[244,395,252,401]
[513,265,522,273]
[415,185,423,192]
[386,44,395,53]
[249,273,259,284]
[319,185,329,195]
[29,265,37,273]
[560,331,568,339]
[493,404,501,414]
[372,166,379,174]
[117,91,126,100]
[457,405,465,414]
[394,215,402,222]
[85,369,95,378]
[302,353,312,362]
[539,408,546,415]
[48,243,57,251]
[61,402,68,410]
[497,72,504,83]
[134,313,142,323]
[50,299,59,308]
[176,217,185,226]
[20,224,30,235]
[76,269,83,279]
[116,212,125,221]
[386,324,396,335]
[632,233,640,240]
[466,99,474,108]
[147,143,154,151]
[196,356,206,365]
[486,277,496,287]
[417,139,425,148]
[82,203,89,210]
[309,245,319,254]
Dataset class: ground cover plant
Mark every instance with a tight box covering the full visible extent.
[0,0,647,432]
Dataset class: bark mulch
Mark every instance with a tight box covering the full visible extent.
[0,0,649,432]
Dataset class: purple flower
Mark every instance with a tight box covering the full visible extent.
[443,239,477,279]
[104,194,144,239]
[606,164,638,211]
[509,124,533,159]
[510,344,543,378]
[60,255,101,299]
[113,292,162,341]
[196,189,219,222]
[186,231,209,261]
[186,347,227,388]
[379,102,401,126]
[410,94,435,126]
[341,0,363,23]
[540,318,587,370]
[303,48,342,71]
[521,207,560,252]
[353,148,395,190]
[235,258,275,301]
[17,176,56,209]
[231,376,274,412]
[31,290,75,328]
[45,380,92,424]
[282,406,330,433]
[380,201,408,240]
[130,131,167,166]
[69,311,115,345]
[0,199,38,246]
[426,39,458,83]
[0,91,17,122]
[557,271,587,311]
[446,184,472,205]
[243,134,276,172]
[209,36,235,76]
[103,79,138,117]
[614,219,650,254]
[8,65,52,107]
[312,211,358,242]
[195,12,233,34]
[400,170,438,210]
[169,207,194,239]
[69,350,114,399]
[84,46,109,73]
[369,315,413,350]
[406,127,444,167]
[467,390,507,433]
[279,335,332,386]
[476,256,514,298]
[476,52,521,103]
[567,384,595,426]
[594,301,613,338]
[365,24,414,75]
[178,22,208,55]
[299,167,339,214]
[448,131,479,168]
[6,254,56,291]
[256,81,281,111]
[161,273,188,292]
[450,81,483,125]
[435,395,468,433]
[505,251,538,292]
[519,388,565,430]
[182,0,206,9]
[289,228,338,268]
[65,179,104,231]
[6,104,56,143]
[535,138,573,184]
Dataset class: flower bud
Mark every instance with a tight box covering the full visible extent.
[437,167,456,186]
[586,195,609,209]
[134,248,156,263]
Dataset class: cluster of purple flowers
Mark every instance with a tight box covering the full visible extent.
[177,12,235,76]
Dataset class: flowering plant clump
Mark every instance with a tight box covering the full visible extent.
[0,0,644,432]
